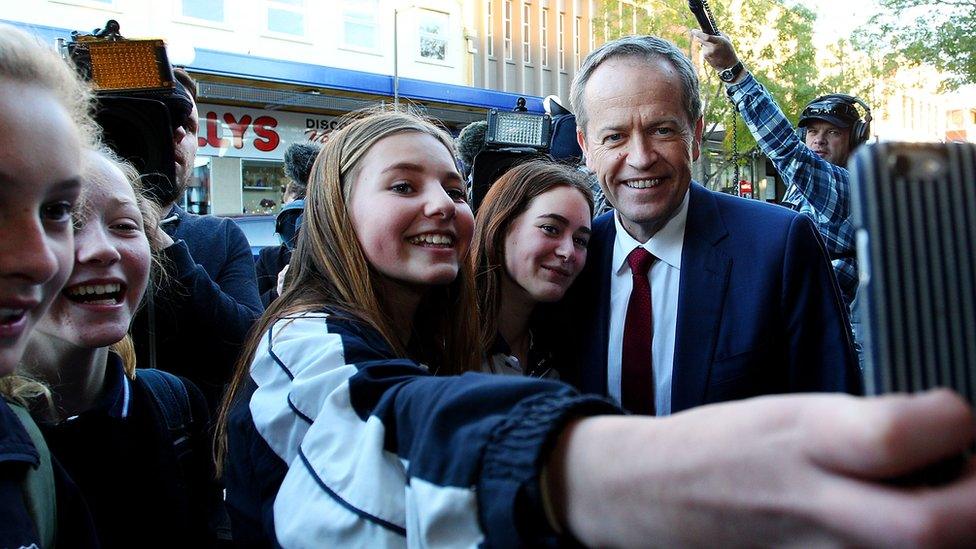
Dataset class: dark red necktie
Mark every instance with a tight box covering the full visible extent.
[622,247,656,415]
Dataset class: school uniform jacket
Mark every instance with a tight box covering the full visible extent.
[224,311,617,548]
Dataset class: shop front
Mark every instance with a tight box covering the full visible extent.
[183,104,343,216]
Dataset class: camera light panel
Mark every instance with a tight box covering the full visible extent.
[87,39,170,91]
[487,110,552,149]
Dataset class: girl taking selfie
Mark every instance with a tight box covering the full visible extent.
[218,108,976,548]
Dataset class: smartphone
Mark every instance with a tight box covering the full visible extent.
[850,141,976,407]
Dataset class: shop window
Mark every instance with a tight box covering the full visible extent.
[419,9,449,62]
[343,0,378,51]
[242,160,289,215]
[266,0,305,37]
[182,0,224,22]
[181,157,212,215]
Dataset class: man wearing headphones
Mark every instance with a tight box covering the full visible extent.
[693,30,866,352]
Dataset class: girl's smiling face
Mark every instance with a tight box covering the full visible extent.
[502,186,591,304]
[347,132,474,289]
[37,151,151,349]
[0,82,82,374]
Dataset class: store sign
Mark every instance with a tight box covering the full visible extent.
[196,103,341,160]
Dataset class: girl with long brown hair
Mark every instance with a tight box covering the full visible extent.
[472,160,593,378]
[217,106,622,546]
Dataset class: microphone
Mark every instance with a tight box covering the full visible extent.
[455,120,488,169]
[688,0,719,35]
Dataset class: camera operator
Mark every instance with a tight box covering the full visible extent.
[131,68,262,411]
[693,31,864,350]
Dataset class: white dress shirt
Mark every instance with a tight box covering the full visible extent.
[607,190,689,416]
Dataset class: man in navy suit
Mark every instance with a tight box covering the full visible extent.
[566,35,861,414]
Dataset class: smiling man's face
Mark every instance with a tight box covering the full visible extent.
[577,55,702,243]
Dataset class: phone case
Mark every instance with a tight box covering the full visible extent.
[850,141,976,406]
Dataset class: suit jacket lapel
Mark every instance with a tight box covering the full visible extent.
[672,184,731,413]
[578,211,615,395]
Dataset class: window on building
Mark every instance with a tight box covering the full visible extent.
[419,9,449,62]
[266,0,305,36]
[180,157,211,215]
[558,12,565,71]
[949,109,964,128]
[504,0,513,60]
[574,16,581,69]
[242,160,289,215]
[522,3,531,64]
[56,0,118,9]
[487,0,494,57]
[343,0,378,51]
[541,7,549,68]
[182,0,224,22]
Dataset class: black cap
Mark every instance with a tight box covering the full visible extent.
[799,98,860,129]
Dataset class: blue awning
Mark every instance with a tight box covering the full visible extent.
[4,19,544,113]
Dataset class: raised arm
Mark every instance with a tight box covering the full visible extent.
[692,30,851,227]
[548,390,976,547]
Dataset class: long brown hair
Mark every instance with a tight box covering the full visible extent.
[215,107,481,471]
[471,159,593,354]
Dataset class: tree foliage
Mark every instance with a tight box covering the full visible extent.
[856,0,976,91]
[592,0,854,186]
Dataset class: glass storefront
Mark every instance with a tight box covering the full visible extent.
[181,103,469,217]
[180,158,212,215]
[242,159,289,215]
[182,103,342,217]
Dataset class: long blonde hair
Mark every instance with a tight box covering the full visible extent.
[215,107,481,471]
[0,24,98,405]
[0,24,99,149]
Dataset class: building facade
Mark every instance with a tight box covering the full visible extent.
[4,0,553,216]
[467,0,596,101]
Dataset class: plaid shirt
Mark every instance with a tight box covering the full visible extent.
[726,74,858,309]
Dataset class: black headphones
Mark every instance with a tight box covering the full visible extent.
[798,93,873,150]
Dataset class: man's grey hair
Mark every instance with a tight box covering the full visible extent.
[570,35,702,136]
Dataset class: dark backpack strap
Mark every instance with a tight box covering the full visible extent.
[5,401,57,548]
[136,369,193,462]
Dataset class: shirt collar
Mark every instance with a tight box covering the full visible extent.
[612,189,690,275]
[160,204,184,234]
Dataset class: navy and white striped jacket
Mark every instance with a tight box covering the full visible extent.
[224,311,617,548]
